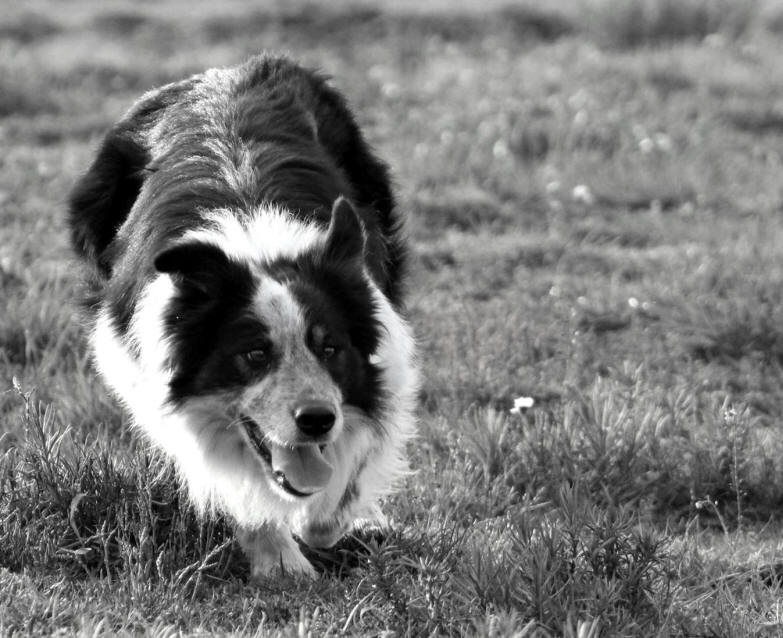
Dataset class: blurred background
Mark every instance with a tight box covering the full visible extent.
[4,0,783,438]
[5,2,783,633]
[5,0,783,435]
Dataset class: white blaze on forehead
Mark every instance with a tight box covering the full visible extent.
[183,205,323,267]
[253,276,307,350]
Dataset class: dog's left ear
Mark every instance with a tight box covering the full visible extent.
[154,241,249,299]
[68,78,194,276]
[323,196,365,264]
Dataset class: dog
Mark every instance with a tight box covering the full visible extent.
[67,55,418,578]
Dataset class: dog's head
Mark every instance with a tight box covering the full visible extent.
[151,198,386,506]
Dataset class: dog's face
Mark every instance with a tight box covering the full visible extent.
[150,199,386,514]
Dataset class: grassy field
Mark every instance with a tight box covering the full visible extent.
[3,0,783,635]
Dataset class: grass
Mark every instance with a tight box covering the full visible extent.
[3,0,783,634]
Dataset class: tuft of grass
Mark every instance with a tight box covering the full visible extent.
[668,261,783,366]
[452,368,783,527]
[685,304,783,365]
[412,184,513,236]
[0,385,245,588]
[461,486,675,635]
[0,272,79,369]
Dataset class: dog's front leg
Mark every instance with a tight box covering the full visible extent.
[236,523,316,580]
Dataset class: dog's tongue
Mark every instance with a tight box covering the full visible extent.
[272,445,333,494]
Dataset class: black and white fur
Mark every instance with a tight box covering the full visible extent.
[67,55,418,577]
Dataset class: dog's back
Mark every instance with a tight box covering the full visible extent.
[69,56,406,309]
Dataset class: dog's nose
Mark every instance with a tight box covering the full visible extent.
[293,400,336,437]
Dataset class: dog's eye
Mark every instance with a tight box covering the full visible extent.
[322,345,339,360]
[243,349,269,367]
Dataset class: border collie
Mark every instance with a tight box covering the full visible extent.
[67,55,418,578]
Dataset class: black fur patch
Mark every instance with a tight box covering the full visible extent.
[156,246,266,403]
[68,77,197,273]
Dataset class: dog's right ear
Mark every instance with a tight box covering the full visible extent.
[323,196,366,265]
[154,241,252,300]
[68,80,193,276]
[68,129,148,274]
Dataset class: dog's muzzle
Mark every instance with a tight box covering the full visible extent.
[240,414,335,498]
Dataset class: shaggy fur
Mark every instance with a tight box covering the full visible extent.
[67,55,418,577]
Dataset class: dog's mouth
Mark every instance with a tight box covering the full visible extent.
[240,414,334,498]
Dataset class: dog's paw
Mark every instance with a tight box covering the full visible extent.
[249,546,317,580]
[237,524,317,581]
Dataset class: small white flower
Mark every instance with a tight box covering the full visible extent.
[545,180,561,194]
[654,133,673,152]
[704,33,727,48]
[572,184,595,205]
[493,139,510,159]
[381,82,400,99]
[510,396,535,414]
[639,137,655,154]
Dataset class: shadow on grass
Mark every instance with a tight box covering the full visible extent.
[724,106,783,136]
[0,12,60,44]
[303,527,388,578]
[688,317,783,366]
[91,10,153,36]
